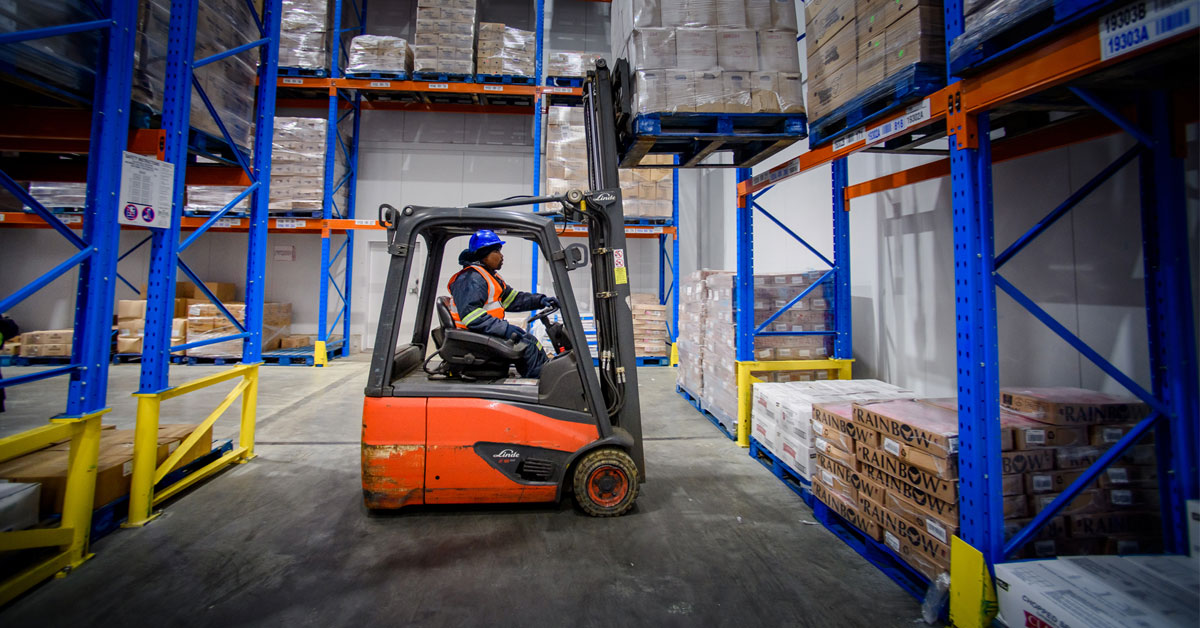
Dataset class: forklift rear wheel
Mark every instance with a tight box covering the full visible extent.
[573,448,638,517]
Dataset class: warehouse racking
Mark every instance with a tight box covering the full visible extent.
[728,0,1198,616]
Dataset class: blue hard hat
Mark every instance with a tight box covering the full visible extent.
[469,229,505,253]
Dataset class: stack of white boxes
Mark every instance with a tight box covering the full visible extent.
[544,106,673,219]
[476,23,535,76]
[412,0,477,76]
[751,379,915,479]
[701,272,739,432]
[546,51,607,77]
[279,0,329,71]
[346,35,413,75]
[676,270,713,398]
[631,294,670,357]
[610,0,806,115]
[269,117,345,215]
[184,186,249,215]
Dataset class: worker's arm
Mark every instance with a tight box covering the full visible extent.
[499,286,557,313]
[450,273,525,339]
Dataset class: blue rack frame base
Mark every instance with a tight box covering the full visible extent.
[474,73,536,86]
[344,71,408,80]
[412,71,474,83]
[807,63,945,147]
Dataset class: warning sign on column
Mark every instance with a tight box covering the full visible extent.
[118,151,175,229]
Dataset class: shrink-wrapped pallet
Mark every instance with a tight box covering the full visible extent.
[346,35,413,75]
[476,23,535,76]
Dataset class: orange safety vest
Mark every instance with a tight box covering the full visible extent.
[446,264,509,329]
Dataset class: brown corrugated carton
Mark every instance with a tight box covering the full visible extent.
[853,400,958,459]
[814,480,882,541]
[813,402,880,446]
[817,452,887,503]
[813,435,858,468]
[868,498,951,579]
[721,71,753,113]
[885,489,959,545]
[810,18,857,78]
[859,462,959,522]
[1068,511,1159,537]
[1088,423,1152,446]
[749,72,780,113]
[117,299,147,320]
[814,455,858,502]
[38,344,70,357]
[1002,473,1025,496]
[999,386,1149,425]
[857,26,886,87]
[807,62,857,120]
[855,441,958,502]
[804,0,854,50]
[1000,447,1053,474]
[883,5,945,76]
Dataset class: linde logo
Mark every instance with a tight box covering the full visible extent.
[593,192,616,202]
[493,449,520,459]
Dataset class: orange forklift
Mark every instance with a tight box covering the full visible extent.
[361,60,646,516]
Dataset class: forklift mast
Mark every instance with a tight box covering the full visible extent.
[580,59,645,476]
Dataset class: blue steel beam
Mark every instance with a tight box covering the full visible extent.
[671,157,680,342]
[67,0,137,415]
[178,181,260,252]
[831,158,852,360]
[0,247,93,314]
[317,82,338,348]
[753,202,835,268]
[1138,90,1198,552]
[0,364,81,389]
[341,93,360,358]
[1068,87,1155,148]
[0,171,89,250]
[754,268,835,334]
[950,112,1004,565]
[191,77,254,177]
[171,332,251,353]
[735,167,754,362]
[193,38,269,69]
[530,0,544,294]
[177,259,247,333]
[0,19,113,45]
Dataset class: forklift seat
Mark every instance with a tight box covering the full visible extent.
[433,297,524,379]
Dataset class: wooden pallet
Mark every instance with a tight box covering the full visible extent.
[621,112,807,168]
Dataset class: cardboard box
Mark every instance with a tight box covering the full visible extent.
[1009,417,1089,450]
[813,435,858,469]
[1056,444,1156,470]
[885,490,959,545]
[694,70,724,112]
[813,480,881,541]
[1000,448,1054,474]
[1000,387,1149,425]
[664,70,695,112]
[880,522,951,580]
[859,462,959,523]
[994,556,1199,628]
[1068,511,1160,537]
[855,442,958,502]
[1004,515,1069,541]
[883,5,945,77]
[1002,473,1024,496]
[819,452,887,503]
[856,25,886,87]
[749,72,780,113]
[804,0,854,50]
[1029,490,1114,517]
[809,410,856,453]
[0,482,40,532]
[39,344,70,357]
[812,402,880,446]
[814,455,858,502]
[853,400,958,459]
[117,299,147,320]
[722,71,752,113]
[1089,423,1151,446]
[0,447,134,516]
[810,18,856,77]
[777,72,805,114]
[116,336,143,354]
[717,28,759,72]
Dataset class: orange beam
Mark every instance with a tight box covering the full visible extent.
[360,101,533,115]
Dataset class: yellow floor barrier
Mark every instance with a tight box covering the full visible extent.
[734,359,853,447]
[314,340,327,367]
[950,536,998,628]
[125,363,260,527]
[0,409,108,606]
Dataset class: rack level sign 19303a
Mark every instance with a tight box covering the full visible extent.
[118,151,175,229]
[1099,0,1198,61]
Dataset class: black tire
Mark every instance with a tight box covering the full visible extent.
[572,448,639,517]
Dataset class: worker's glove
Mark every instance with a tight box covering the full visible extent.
[539,295,559,309]
[506,325,528,343]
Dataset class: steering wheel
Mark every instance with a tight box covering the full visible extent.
[526,306,572,354]
[527,305,559,327]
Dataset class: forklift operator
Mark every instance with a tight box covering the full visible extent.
[447,229,558,378]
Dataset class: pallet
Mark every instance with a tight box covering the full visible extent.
[748,437,810,501]
[110,353,142,364]
[474,73,536,86]
[621,112,807,169]
[345,71,408,81]
[189,127,251,168]
[278,66,327,78]
[261,340,347,366]
[267,210,324,218]
[635,356,670,366]
[676,386,738,441]
[1,355,72,366]
[807,63,945,147]
[949,0,1121,75]
[545,75,584,88]
[183,210,250,218]
[412,71,474,83]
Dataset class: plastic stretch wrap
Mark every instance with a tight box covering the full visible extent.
[186,302,291,356]
[185,186,250,214]
[347,35,413,74]
[414,0,476,75]
[26,183,88,210]
[546,51,606,77]
[269,117,347,214]
[0,2,101,99]
[279,0,329,70]
[951,0,1052,62]
[477,24,535,76]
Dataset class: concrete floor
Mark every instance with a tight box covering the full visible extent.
[1,358,923,626]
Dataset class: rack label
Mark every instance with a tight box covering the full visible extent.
[275,219,306,229]
[612,248,628,285]
[627,227,662,234]
[61,215,83,224]
[1099,0,1198,61]
[282,78,304,85]
[428,83,449,90]
[355,219,376,226]
[214,218,241,228]
[118,151,175,229]
[483,85,503,92]
[547,86,574,93]
[832,128,866,151]
[369,81,391,88]
[0,213,5,221]
[865,99,932,147]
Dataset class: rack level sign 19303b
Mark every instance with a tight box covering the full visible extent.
[1098,0,1198,61]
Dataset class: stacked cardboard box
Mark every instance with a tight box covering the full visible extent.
[26,182,87,209]
[700,272,739,431]
[17,329,73,358]
[611,0,805,115]
[0,424,212,517]
[346,35,413,75]
[476,23,535,77]
[675,270,715,398]
[751,379,914,481]
[270,116,346,214]
[114,299,186,355]
[805,0,943,121]
[546,51,607,77]
[279,0,329,71]
[184,185,250,215]
[186,300,292,357]
[631,293,670,357]
[412,0,477,76]
[544,105,673,219]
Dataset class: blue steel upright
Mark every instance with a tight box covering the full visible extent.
[831,158,852,359]
[530,0,545,294]
[68,0,138,414]
[734,167,755,362]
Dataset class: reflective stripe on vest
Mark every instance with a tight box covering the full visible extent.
[447,264,508,329]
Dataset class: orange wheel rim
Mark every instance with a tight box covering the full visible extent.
[587,464,629,508]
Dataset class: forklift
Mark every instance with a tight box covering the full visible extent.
[361,60,647,516]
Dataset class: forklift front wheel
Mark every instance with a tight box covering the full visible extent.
[573,448,639,517]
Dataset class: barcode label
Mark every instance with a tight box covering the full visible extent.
[215,218,241,228]
[282,78,303,85]
[1025,429,1046,445]
[62,215,83,224]
[883,437,901,456]
[866,99,932,147]
[355,219,375,226]
[832,128,865,151]
[0,213,5,221]
[428,83,449,89]
[884,531,900,552]
[369,81,390,88]
[275,219,305,228]
[815,437,830,453]
[1107,467,1130,483]
[123,461,133,476]
[1110,489,1133,506]
[548,86,573,93]
[811,421,825,435]
[1102,427,1123,443]
[1099,0,1198,60]
[483,85,503,92]
[926,519,947,544]
[1032,475,1053,492]
[821,469,834,486]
